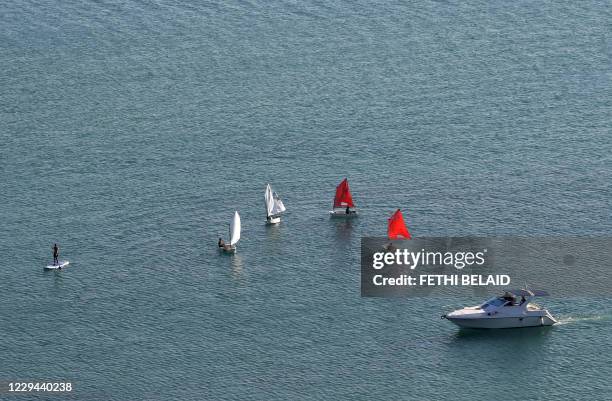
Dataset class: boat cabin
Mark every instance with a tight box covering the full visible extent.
[479,296,522,309]
[478,289,549,310]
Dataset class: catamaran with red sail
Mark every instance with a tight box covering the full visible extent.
[387,209,411,239]
[329,178,358,217]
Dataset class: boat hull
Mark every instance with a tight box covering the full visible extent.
[329,210,358,218]
[266,216,281,224]
[446,315,557,329]
[221,245,236,253]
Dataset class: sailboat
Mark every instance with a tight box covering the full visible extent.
[221,211,241,253]
[265,184,286,224]
[329,178,358,217]
[387,209,411,239]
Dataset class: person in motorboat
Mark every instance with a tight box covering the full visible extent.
[53,243,59,266]
[503,292,515,304]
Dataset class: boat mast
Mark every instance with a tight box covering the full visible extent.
[266,185,270,218]
[265,184,273,218]
[332,184,336,210]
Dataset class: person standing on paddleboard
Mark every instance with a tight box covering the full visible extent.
[53,243,59,266]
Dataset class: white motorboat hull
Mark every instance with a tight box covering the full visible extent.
[446,314,557,329]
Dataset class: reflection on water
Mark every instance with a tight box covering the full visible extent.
[443,325,556,385]
[263,222,287,257]
[265,222,282,241]
[451,325,554,341]
[330,217,355,243]
[230,253,244,280]
[51,269,65,286]
[447,325,556,374]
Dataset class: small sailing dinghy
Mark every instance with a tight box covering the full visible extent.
[384,209,411,251]
[221,211,241,253]
[44,261,70,270]
[388,209,411,240]
[265,184,286,224]
[329,178,358,217]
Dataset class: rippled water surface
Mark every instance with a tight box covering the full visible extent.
[1,1,611,400]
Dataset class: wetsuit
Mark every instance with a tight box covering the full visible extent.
[53,245,59,265]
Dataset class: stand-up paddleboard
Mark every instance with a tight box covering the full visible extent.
[44,261,70,270]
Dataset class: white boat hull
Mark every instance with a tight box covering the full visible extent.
[266,216,281,225]
[329,209,358,217]
[446,314,557,329]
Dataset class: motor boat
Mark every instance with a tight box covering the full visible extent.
[442,289,557,329]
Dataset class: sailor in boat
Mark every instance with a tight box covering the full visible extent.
[384,242,397,251]
[53,243,59,266]
[346,206,350,215]
[219,237,233,251]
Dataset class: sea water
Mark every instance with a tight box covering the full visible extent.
[1,1,611,399]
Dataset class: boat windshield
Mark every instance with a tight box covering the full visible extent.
[480,297,506,309]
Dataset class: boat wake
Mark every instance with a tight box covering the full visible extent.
[555,315,611,325]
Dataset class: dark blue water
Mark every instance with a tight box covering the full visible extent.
[2,1,611,400]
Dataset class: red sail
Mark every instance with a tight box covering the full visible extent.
[333,178,355,208]
[388,209,411,239]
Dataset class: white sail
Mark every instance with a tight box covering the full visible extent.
[265,184,275,217]
[272,194,286,215]
[230,211,241,246]
[265,184,286,217]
